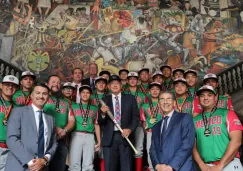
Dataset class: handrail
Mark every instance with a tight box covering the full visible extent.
[0,58,22,81]
[216,61,243,95]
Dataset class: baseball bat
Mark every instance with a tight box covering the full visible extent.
[99,99,138,154]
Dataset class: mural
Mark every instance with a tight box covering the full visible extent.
[0,0,243,81]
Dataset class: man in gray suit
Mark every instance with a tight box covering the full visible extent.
[5,83,57,171]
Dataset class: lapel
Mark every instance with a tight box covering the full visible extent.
[28,106,38,136]
[164,111,178,140]
[108,95,114,116]
[44,114,51,148]
[121,93,125,118]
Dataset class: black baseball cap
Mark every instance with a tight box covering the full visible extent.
[108,75,121,83]
[79,85,92,93]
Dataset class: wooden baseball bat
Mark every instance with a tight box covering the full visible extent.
[99,99,138,154]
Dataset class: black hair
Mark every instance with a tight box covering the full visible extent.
[34,83,50,92]
[46,75,60,83]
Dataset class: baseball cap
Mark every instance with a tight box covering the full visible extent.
[62,82,75,89]
[173,78,187,85]
[203,73,218,84]
[184,69,198,77]
[149,82,161,90]
[138,68,149,75]
[127,72,138,78]
[2,75,19,85]
[152,71,163,78]
[108,75,121,83]
[95,76,108,84]
[99,70,111,77]
[172,68,185,76]
[79,85,92,93]
[196,85,216,96]
[21,71,36,80]
[160,65,172,72]
[119,68,129,75]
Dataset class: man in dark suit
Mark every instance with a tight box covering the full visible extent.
[150,91,195,171]
[5,83,57,171]
[98,75,139,171]
[82,63,98,90]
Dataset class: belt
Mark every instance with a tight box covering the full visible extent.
[75,131,93,134]
[147,129,152,133]
[206,158,237,165]
[206,161,220,165]
[0,142,8,148]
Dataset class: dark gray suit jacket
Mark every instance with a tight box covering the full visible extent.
[5,106,57,171]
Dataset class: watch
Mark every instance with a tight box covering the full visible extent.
[43,157,48,166]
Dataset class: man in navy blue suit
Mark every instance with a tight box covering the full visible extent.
[150,91,195,171]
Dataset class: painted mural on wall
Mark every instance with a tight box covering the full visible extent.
[0,0,243,81]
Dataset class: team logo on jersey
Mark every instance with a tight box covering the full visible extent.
[73,109,95,117]
[234,119,241,126]
[136,96,142,104]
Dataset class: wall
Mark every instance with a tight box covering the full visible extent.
[0,0,243,81]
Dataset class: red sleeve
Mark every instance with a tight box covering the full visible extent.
[144,96,149,104]
[226,110,243,132]
[69,104,74,116]
[227,98,234,110]
[193,97,203,114]
[140,107,146,122]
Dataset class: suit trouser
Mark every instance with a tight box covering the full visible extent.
[146,132,154,171]
[103,132,133,171]
[69,132,95,171]
[0,147,9,171]
[49,139,68,171]
[134,123,144,158]
[206,158,243,171]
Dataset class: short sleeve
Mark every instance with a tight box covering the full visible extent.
[140,107,146,122]
[193,97,203,114]
[226,110,243,132]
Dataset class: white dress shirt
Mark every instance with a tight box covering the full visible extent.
[72,82,82,103]
[160,110,174,134]
[112,93,121,131]
[28,104,50,165]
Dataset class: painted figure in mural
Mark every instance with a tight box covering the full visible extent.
[76,7,90,28]
[190,14,204,56]
[38,0,52,20]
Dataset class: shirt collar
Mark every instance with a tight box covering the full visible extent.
[31,104,44,113]
[72,82,81,86]
[112,93,121,99]
[163,109,174,118]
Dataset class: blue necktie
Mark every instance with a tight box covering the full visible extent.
[91,78,95,90]
[160,116,169,146]
[38,111,45,158]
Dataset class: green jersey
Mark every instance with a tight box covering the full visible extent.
[175,96,195,115]
[0,100,12,142]
[44,95,71,129]
[161,79,173,91]
[122,83,129,92]
[140,101,163,130]
[12,90,32,107]
[123,89,147,109]
[188,87,197,98]
[72,103,98,132]
[138,83,150,96]
[90,91,107,107]
[193,108,243,162]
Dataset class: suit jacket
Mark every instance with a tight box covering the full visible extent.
[82,77,91,86]
[98,93,139,146]
[150,111,195,171]
[5,106,57,171]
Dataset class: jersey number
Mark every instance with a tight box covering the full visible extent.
[212,126,221,135]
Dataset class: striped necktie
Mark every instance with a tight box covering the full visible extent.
[114,96,121,125]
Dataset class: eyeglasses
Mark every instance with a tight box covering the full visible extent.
[159,98,173,102]
[63,88,73,92]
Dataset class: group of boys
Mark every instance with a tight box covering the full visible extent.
[0,63,242,171]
